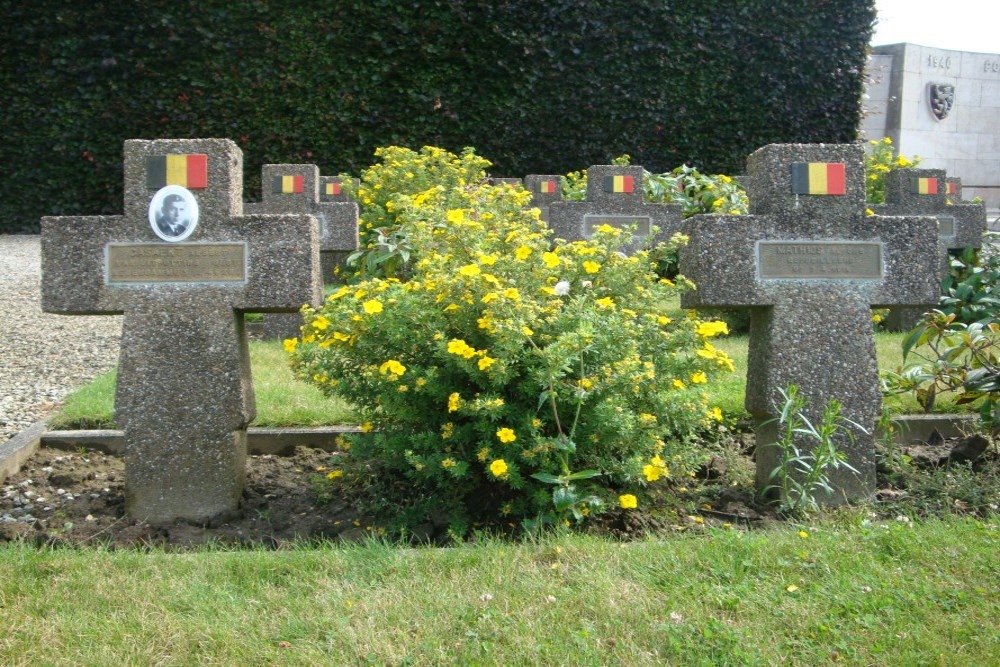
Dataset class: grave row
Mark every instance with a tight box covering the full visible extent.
[40,139,986,523]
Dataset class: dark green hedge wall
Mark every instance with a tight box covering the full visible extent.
[0,0,875,232]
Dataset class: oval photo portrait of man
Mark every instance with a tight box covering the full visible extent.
[148,185,199,242]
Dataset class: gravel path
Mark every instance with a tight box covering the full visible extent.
[1,235,122,443]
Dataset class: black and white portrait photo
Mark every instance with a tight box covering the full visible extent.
[148,185,198,241]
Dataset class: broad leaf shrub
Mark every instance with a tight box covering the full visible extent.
[289,179,734,534]
[938,234,1000,326]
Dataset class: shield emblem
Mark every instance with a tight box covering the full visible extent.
[929,83,955,121]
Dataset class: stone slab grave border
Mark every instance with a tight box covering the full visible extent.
[0,416,970,486]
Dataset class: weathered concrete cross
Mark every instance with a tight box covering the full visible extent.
[523,174,563,223]
[548,165,681,253]
[872,168,986,329]
[41,139,322,524]
[245,164,359,280]
[680,144,939,502]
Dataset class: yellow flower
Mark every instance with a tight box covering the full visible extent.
[521,325,534,336]
[441,458,456,469]
[379,359,406,376]
[361,421,373,433]
[459,263,482,277]
[583,260,601,274]
[478,253,498,265]
[490,459,508,477]
[657,315,672,325]
[595,297,615,309]
[696,321,729,337]
[798,530,809,539]
[618,494,637,509]
[866,208,875,216]
[542,252,560,268]
[326,470,343,480]
[514,245,532,260]
[441,422,455,439]
[447,209,465,224]
[496,427,517,443]
[312,315,330,330]
[672,378,686,389]
[478,356,497,371]
[448,392,462,412]
[643,455,669,482]
[707,407,724,422]
[363,299,384,314]
[503,287,521,300]
[283,338,298,353]
[447,339,478,359]
[690,371,708,384]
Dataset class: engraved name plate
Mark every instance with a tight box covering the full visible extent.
[937,216,956,238]
[583,214,652,237]
[106,242,247,284]
[757,241,883,279]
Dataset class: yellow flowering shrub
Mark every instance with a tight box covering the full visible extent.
[866,137,921,205]
[291,151,732,532]
[340,145,492,278]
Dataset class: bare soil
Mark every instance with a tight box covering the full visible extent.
[0,446,373,549]
[1,436,995,550]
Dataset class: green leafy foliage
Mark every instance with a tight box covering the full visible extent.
[762,385,862,516]
[939,237,1000,325]
[1,1,874,233]
[882,311,1000,423]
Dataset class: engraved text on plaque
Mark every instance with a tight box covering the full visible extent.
[757,241,883,279]
[106,243,247,284]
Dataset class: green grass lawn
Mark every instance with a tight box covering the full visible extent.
[49,327,975,430]
[0,519,996,665]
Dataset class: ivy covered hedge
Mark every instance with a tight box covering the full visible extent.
[0,0,875,233]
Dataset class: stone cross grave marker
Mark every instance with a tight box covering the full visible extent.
[245,164,359,279]
[679,144,939,502]
[945,177,963,201]
[320,176,360,203]
[41,138,322,524]
[872,168,986,329]
[547,165,682,253]
[524,174,563,223]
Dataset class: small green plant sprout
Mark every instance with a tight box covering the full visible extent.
[882,310,1000,424]
[761,385,862,516]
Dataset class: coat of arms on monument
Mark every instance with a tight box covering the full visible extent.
[928,83,955,121]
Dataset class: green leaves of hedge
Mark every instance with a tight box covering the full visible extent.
[0,1,874,233]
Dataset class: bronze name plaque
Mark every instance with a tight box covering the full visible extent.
[937,216,956,238]
[757,241,883,279]
[106,243,247,284]
[583,214,652,237]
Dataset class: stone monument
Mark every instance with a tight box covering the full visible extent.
[872,168,986,329]
[523,174,563,222]
[679,144,939,503]
[40,138,322,524]
[245,164,359,280]
[547,165,682,252]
